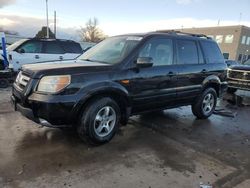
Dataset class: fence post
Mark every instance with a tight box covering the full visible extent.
[0,32,8,69]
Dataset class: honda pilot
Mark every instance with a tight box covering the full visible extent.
[12,31,228,144]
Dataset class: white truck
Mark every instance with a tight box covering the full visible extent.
[0,38,83,72]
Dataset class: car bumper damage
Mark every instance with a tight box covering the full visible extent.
[11,86,77,128]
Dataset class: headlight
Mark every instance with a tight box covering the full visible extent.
[37,75,71,93]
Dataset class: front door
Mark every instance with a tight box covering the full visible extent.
[11,40,44,71]
[129,37,178,113]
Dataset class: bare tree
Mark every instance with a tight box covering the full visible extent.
[80,18,106,43]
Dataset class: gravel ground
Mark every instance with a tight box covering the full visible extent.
[1,88,250,188]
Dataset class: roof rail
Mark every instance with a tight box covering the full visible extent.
[29,37,77,42]
[156,30,212,39]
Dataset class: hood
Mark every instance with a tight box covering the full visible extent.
[22,59,112,78]
[230,64,250,71]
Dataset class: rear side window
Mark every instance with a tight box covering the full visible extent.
[176,40,199,64]
[61,42,82,53]
[200,41,224,63]
[44,41,65,54]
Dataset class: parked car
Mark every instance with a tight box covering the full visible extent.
[0,38,83,72]
[227,59,250,92]
[12,31,227,145]
[225,60,239,67]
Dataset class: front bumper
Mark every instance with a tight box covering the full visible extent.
[228,79,250,91]
[11,95,39,123]
[12,87,79,128]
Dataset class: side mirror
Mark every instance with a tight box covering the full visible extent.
[17,49,25,54]
[136,57,153,68]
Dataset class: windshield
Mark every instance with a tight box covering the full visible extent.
[7,39,27,51]
[244,59,250,65]
[78,36,142,64]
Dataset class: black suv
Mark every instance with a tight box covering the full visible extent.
[12,31,227,144]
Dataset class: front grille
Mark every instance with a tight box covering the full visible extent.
[14,71,31,91]
[228,69,250,81]
[228,80,250,91]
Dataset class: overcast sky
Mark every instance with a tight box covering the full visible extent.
[0,0,250,40]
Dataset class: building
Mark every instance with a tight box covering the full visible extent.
[160,25,250,63]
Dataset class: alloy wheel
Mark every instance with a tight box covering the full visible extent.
[202,93,215,115]
[94,106,116,137]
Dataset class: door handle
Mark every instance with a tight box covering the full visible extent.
[35,55,39,59]
[59,56,63,60]
[201,69,207,73]
[167,72,175,77]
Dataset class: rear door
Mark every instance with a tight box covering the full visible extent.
[129,36,178,112]
[60,41,83,60]
[175,39,206,101]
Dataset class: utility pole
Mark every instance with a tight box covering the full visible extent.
[54,11,57,38]
[239,13,242,25]
[217,19,220,26]
[46,0,49,38]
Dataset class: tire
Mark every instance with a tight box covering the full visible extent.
[77,97,121,145]
[0,78,9,88]
[192,88,217,119]
[227,87,237,94]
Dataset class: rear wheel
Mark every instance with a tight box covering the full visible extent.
[77,97,121,145]
[192,88,217,119]
[0,78,9,88]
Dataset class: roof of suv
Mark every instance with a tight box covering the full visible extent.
[28,38,79,43]
[118,30,213,41]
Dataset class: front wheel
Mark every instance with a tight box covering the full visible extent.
[192,88,217,119]
[77,97,121,145]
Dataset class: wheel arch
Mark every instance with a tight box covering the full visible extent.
[202,75,221,97]
[72,84,132,126]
